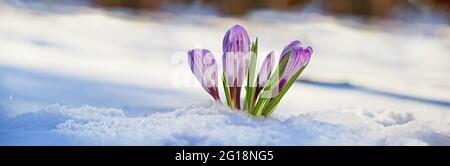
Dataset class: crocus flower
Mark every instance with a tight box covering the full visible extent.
[254,51,274,101]
[222,24,251,109]
[278,41,313,90]
[187,25,314,117]
[280,40,302,62]
[188,49,220,101]
[257,51,275,88]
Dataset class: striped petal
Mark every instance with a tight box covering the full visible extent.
[222,24,251,87]
[279,44,312,89]
[188,49,220,100]
[257,51,274,88]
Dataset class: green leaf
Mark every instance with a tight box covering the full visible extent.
[246,37,258,113]
[252,98,268,116]
[262,64,308,117]
[252,50,292,116]
[263,51,291,94]
[222,73,232,108]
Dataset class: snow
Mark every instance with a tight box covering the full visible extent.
[0,4,449,145]
[2,102,449,145]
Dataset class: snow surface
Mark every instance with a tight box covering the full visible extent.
[1,4,449,145]
[2,101,450,145]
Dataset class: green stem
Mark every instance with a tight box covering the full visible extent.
[222,73,232,108]
[245,38,258,113]
[262,65,308,116]
[252,51,292,116]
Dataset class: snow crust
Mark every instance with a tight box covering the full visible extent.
[1,102,449,145]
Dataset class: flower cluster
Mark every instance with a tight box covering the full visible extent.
[188,24,313,117]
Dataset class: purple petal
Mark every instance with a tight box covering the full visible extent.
[280,40,301,63]
[257,51,274,87]
[280,48,303,83]
[222,24,251,87]
[188,48,220,100]
[300,46,313,67]
[278,44,313,90]
[223,24,251,53]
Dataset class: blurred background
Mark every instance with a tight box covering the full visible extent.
[0,0,449,145]
[91,0,450,19]
[8,0,450,21]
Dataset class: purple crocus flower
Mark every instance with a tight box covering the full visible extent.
[253,51,274,102]
[222,24,251,55]
[188,49,220,101]
[278,41,313,90]
[256,51,275,91]
[280,40,302,62]
[257,51,275,88]
[222,24,251,109]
